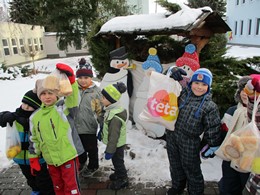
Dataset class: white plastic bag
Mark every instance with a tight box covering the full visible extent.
[43,69,72,96]
[5,123,21,159]
[139,71,182,130]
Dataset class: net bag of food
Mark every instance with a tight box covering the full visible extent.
[43,69,72,96]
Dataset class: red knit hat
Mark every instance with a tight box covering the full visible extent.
[176,44,200,71]
[76,68,93,78]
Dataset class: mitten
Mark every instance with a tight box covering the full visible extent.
[56,63,75,84]
[0,111,16,127]
[105,153,114,160]
[29,157,41,176]
[170,68,187,81]
[251,77,260,93]
[201,145,219,159]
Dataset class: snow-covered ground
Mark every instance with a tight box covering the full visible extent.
[0,45,260,186]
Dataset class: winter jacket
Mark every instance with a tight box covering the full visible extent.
[174,87,221,147]
[102,102,127,154]
[244,100,260,194]
[75,82,103,135]
[29,82,84,166]
[0,108,45,165]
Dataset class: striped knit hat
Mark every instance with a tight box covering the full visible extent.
[22,90,41,109]
[101,82,127,103]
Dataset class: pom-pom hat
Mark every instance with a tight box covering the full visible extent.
[76,65,93,78]
[142,48,163,73]
[234,76,251,103]
[22,90,41,109]
[176,44,200,71]
[102,82,127,103]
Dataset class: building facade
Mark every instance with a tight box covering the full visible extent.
[0,22,47,66]
[226,0,260,46]
[127,0,149,14]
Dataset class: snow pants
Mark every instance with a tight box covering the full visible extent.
[166,130,204,195]
[19,163,55,195]
[112,145,127,179]
[48,157,81,195]
[78,134,99,170]
[219,160,249,195]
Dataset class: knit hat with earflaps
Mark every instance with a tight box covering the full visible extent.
[101,82,127,103]
[189,68,213,94]
[22,90,41,109]
[234,76,251,104]
[179,68,213,118]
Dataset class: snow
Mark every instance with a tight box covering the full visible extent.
[1,45,260,186]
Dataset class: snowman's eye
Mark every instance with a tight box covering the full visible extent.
[116,61,119,64]
[187,68,190,71]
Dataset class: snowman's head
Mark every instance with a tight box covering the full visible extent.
[110,58,130,69]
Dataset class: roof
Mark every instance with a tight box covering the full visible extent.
[96,6,231,37]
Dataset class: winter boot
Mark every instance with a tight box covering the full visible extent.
[31,191,40,195]
[167,180,186,195]
[109,177,129,190]
[109,173,118,181]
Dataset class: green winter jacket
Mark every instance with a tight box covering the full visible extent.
[29,82,84,166]
[102,102,127,154]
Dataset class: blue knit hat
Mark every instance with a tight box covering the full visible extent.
[189,68,213,93]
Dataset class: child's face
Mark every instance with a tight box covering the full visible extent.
[40,90,58,106]
[240,90,248,105]
[21,103,35,111]
[77,76,92,88]
[191,81,208,96]
[101,95,111,107]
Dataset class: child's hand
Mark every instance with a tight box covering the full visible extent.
[170,68,187,81]
[105,153,113,160]
[56,63,75,84]
[201,145,219,159]
[0,112,15,127]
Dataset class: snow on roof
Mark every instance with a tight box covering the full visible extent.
[97,6,214,36]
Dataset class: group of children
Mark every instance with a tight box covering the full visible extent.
[1,58,260,195]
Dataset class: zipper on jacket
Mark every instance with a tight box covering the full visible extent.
[37,122,43,142]
[50,118,57,139]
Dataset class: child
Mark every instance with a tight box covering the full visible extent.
[218,76,251,195]
[29,63,84,195]
[0,90,55,195]
[166,68,222,195]
[100,82,128,190]
[242,75,260,195]
[74,65,104,177]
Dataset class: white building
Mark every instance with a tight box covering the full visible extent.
[226,0,260,47]
[127,0,149,14]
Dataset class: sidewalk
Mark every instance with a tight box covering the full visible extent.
[0,164,219,195]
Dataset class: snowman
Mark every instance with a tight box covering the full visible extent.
[168,43,200,87]
[100,46,133,128]
[133,48,166,138]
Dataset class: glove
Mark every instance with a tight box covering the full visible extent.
[30,157,41,176]
[105,153,114,160]
[170,68,187,81]
[56,63,75,84]
[201,145,219,159]
[0,112,16,127]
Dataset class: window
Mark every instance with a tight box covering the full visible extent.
[28,38,33,52]
[248,19,252,35]
[240,20,244,35]
[242,0,245,3]
[11,38,18,55]
[236,0,239,5]
[39,38,44,50]
[2,39,10,56]
[256,18,260,35]
[19,39,25,53]
[34,38,38,51]
[235,21,238,35]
